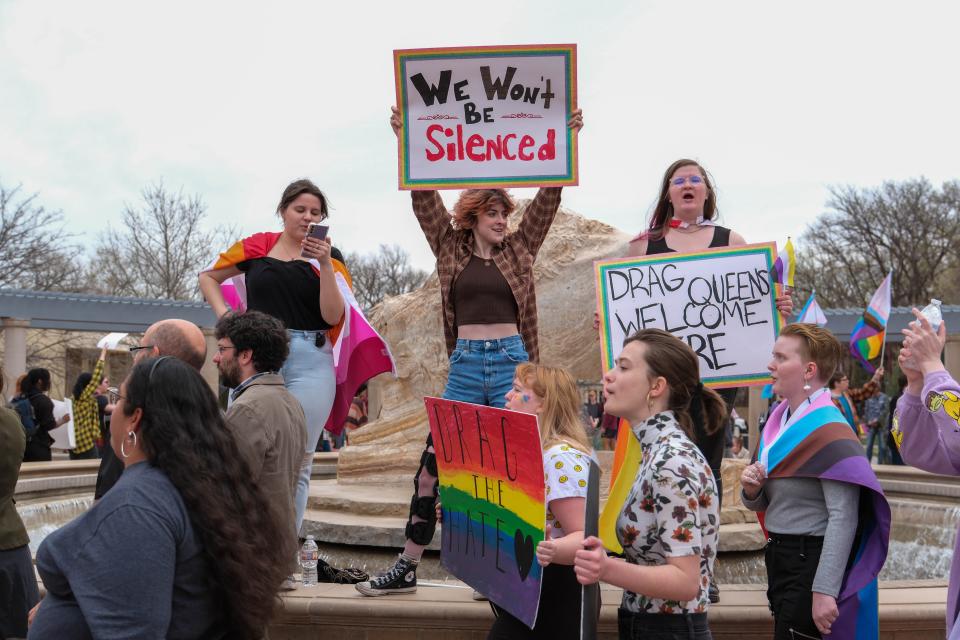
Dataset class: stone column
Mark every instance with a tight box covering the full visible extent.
[2,317,29,398]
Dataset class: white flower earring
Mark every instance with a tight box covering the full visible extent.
[802,377,812,392]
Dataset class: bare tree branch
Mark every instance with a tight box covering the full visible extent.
[344,244,428,311]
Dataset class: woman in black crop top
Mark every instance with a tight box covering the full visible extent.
[617,159,793,603]
[199,178,344,535]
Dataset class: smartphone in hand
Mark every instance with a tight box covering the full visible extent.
[301,223,329,256]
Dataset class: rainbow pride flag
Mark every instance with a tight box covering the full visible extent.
[757,391,890,640]
[425,397,545,629]
[202,232,396,434]
[849,272,892,374]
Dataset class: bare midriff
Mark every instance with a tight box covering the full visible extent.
[457,323,519,340]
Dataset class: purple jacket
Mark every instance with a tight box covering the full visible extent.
[894,370,960,638]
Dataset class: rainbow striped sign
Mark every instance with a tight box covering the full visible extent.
[394,44,578,190]
[595,242,782,389]
[425,397,545,628]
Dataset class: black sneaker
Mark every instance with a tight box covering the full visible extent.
[354,556,418,596]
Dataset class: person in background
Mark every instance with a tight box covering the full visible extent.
[862,386,890,464]
[94,319,207,500]
[213,311,306,589]
[21,369,70,462]
[887,376,907,465]
[729,436,751,461]
[893,310,960,637]
[343,384,368,446]
[575,329,722,639]
[829,367,883,436]
[28,357,293,639]
[69,347,109,460]
[0,366,41,639]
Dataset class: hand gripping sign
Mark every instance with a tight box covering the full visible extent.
[394,44,578,190]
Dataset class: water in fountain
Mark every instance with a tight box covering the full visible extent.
[18,495,93,555]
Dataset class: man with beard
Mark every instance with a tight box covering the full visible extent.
[214,311,307,579]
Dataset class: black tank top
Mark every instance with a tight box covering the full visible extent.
[644,224,735,473]
[645,225,731,255]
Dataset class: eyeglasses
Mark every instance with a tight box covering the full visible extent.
[107,387,124,404]
[216,346,237,355]
[129,345,155,355]
[671,175,704,187]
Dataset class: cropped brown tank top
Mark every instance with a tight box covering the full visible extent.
[452,254,519,326]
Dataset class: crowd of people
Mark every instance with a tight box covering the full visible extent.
[0,143,955,640]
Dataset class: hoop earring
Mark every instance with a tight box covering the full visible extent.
[120,431,137,459]
[645,391,654,412]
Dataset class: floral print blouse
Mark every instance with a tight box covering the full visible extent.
[544,443,592,538]
[616,411,719,615]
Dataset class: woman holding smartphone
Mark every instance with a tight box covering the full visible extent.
[199,178,344,533]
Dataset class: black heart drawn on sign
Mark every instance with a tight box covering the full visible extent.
[514,529,536,581]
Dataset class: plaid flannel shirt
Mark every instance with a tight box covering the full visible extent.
[72,358,104,454]
[410,187,562,363]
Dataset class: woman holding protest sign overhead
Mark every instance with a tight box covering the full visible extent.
[574,329,721,639]
[355,107,582,597]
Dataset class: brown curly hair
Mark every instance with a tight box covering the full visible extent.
[451,189,515,229]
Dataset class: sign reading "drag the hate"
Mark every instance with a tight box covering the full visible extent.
[595,243,782,388]
[394,44,578,190]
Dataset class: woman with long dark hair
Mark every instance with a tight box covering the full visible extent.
[29,357,294,639]
[20,368,69,462]
[69,347,109,460]
[574,329,723,639]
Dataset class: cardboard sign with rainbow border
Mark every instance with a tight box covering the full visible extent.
[595,242,782,388]
[394,44,578,190]
[424,396,545,628]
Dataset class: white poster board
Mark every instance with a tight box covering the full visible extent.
[49,398,75,450]
[595,243,782,388]
[394,44,578,189]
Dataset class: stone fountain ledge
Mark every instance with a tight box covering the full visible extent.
[268,579,949,640]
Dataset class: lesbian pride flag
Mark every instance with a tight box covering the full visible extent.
[203,232,395,434]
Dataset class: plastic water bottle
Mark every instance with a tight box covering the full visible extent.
[918,299,944,331]
[904,299,943,369]
[300,536,319,587]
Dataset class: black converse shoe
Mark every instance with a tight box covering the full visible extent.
[354,556,418,596]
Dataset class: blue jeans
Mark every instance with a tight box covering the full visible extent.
[281,330,336,535]
[864,425,887,464]
[441,335,528,407]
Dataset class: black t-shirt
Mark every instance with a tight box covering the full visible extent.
[237,248,345,331]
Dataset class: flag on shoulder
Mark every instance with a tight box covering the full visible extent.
[797,290,828,327]
[849,272,893,374]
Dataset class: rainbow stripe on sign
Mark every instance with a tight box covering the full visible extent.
[394,43,578,190]
[425,396,545,629]
[594,242,782,389]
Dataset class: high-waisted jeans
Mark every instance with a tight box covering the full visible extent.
[441,335,529,408]
[281,330,336,535]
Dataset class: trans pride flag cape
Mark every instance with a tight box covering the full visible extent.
[203,232,396,435]
[757,391,890,640]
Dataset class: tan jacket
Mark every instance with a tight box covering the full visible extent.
[225,374,306,547]
[0,407,29,550]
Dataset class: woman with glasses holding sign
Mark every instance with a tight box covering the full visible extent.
[28,357,293,639]
[607,158,793,602]
[356,107,582,597]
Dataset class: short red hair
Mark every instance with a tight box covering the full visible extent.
[451,189,515,230]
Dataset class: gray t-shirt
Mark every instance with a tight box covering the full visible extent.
[742,476,859,598]
[29,462,225,639]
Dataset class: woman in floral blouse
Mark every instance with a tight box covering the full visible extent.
[574,329,725,639]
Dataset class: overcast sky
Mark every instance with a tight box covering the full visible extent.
[1,0,957,273]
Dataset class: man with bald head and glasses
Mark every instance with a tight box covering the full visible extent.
[94,319,208,500]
